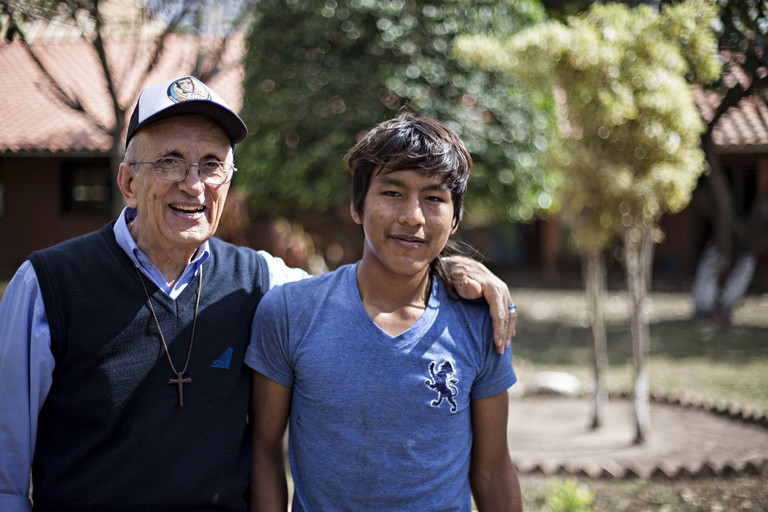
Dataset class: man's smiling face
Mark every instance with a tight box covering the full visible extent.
[121,116,232,257]
[352,168,457,279]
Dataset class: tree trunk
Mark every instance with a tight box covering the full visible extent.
[690,136,733,319]
[690,145,768,323]
[691,244,724,317]
[583,249,609,429]
[690,134,748,321]
[624,224,654,445]
[720,254,756,322]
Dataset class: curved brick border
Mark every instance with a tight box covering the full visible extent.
[514,391,768,480]
[649,390,768,429]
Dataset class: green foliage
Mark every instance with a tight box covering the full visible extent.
[455,0,721,251]
[237,0,558,226]
[543,478,596,512]
[710,0,768,124]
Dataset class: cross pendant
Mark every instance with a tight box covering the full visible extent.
[168,372,192,407]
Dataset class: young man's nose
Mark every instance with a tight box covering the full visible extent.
[399,196,426,225]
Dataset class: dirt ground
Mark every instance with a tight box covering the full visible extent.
[506,395,768,479]
[504,287,768,481]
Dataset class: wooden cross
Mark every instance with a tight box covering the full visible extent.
[169,372,192,407]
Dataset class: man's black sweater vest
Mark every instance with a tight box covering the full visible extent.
[28,223,269,512]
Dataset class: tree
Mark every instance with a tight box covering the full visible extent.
[237,0,559,233]
[1,0,255,214]
[539,0,768,323]
[691,0,768,323]
[456,0,721,442]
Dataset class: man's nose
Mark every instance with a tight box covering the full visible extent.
[399,196,426,225]
[180,163,205,190]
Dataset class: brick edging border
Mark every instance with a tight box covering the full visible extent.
[514,392,768,480]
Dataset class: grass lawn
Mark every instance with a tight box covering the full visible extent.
[512,287,768,411]
[519,475,768,512]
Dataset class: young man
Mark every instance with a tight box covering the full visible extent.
[248,112,522,511]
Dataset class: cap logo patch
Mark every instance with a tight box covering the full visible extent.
[167,76,211,103]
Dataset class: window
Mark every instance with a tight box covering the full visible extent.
[62,160,111,215]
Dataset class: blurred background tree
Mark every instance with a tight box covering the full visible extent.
[236,0,560,257]
[455,0,721,442]
[536,0,768,321]
[690,0,768,323]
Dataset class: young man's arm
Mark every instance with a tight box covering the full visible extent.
[469,390,523,512]
[250,371,292,512]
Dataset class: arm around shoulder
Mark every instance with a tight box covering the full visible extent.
[469,390,523,512]
[442,255,516,354]
[258,250,311,289]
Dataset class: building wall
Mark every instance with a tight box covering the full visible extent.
[0,157,111,274]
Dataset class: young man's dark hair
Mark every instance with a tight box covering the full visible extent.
[347,111,472,226]
[346,111,474,293]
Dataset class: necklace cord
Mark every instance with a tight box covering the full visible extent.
[134,264,202,376]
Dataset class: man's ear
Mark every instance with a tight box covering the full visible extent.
[450,214,460,235]
[350,201,363,225]
[117,162,139,208]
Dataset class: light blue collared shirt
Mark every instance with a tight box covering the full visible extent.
[0,207,308,512]
[115,206,210,298]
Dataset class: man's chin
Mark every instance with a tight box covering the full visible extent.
[168,227,213,248]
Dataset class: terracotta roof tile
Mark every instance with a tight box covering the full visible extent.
[714,93,768,152]
[694,56,768,154]
[0,34,244,155]
[1,35,765,156]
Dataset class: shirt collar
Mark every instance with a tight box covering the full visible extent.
[113,207,210,296]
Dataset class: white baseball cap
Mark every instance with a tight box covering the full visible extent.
[126,76,248,146]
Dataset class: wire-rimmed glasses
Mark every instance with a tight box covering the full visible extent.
[130,157,237,185]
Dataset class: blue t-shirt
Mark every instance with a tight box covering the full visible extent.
[246,263,517,512]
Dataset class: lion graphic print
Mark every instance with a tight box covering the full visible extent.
[424,360,459,413]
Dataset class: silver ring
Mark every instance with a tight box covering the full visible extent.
[508,303,517,315]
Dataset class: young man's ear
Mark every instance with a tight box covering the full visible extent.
[350,201,363,225]
[117,162,139,209]
[450,214,460,235]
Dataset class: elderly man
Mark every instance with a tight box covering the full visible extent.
[0,76,516,512]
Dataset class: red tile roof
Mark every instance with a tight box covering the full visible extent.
[712,92,768,153]
[1,34,765,156]
[0,34,244,155]
[695,58,768,154]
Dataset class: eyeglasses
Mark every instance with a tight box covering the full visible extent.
[130,157,237,185]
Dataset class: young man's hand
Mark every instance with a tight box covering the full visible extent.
[444,256,517,354]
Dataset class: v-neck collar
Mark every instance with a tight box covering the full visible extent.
[346,262,440,349]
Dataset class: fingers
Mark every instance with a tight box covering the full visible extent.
[442,255,516,354]
[453,277,483,301]
[506,306,517,344]
[484,279,512,354]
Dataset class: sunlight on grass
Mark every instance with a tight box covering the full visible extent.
[513,288,768,413]
[536,359,768,412]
